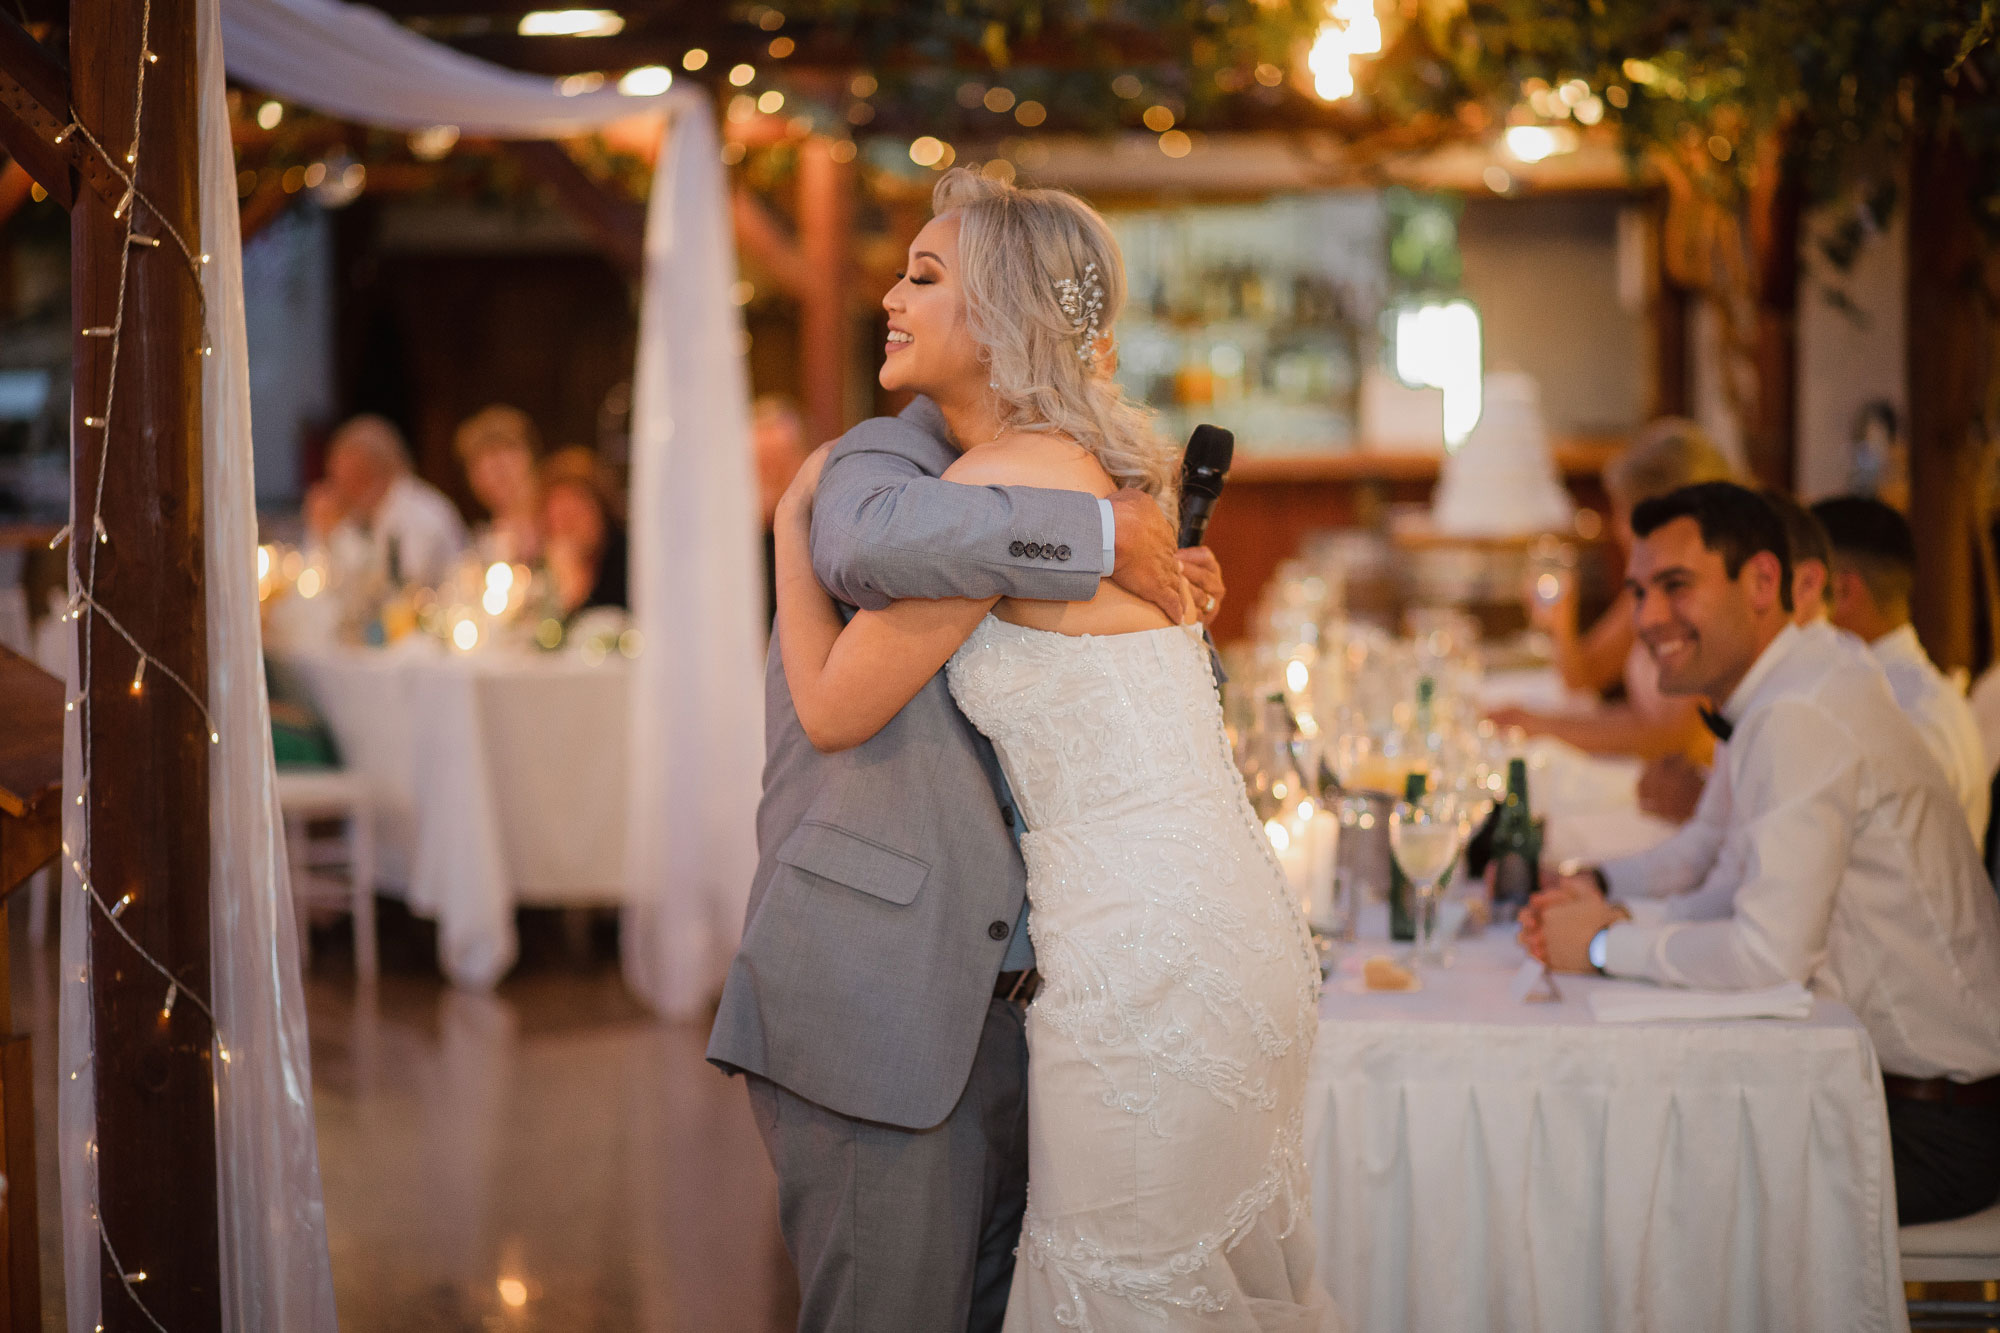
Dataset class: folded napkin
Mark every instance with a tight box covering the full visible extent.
[1588,981,1814,1024]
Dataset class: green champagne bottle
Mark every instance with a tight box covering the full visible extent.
[1388,770,1426,941]
[1489,757,1542,912]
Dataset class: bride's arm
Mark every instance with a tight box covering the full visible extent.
[776,448,996,753]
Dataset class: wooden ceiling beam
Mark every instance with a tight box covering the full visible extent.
[0,12,79,207]
[504,138,645,277]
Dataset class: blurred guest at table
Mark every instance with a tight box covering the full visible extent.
[1763,489,1832,625]
[303,414,466,589]
[541,446,628,621]
[454,403,544,564]
[1814,495,1988,840]
[1489,418,1733,761]
[753,394,810,622]
[1522,481,2000,1225]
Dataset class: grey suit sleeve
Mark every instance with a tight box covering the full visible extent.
[810,424,1106,611]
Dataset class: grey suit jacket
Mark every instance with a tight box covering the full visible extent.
[706,400,1103,1130]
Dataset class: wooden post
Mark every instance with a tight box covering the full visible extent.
[69,0,221,1325]
[1905,125,1986,672]
[1646,197,1691,420]
[797,137,855,444]
[1747,128,1803,491]
[0,647,59,1333]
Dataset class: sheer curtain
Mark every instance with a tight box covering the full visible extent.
[58,1,761,1326]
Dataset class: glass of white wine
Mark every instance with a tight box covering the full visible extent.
[1390,789,1473,968]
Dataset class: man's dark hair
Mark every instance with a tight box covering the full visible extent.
[1630,481,1795,614]
[1760,488,1833,572]
[1810,494,1916,610]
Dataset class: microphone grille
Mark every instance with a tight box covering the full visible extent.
[1185,424,1234,473]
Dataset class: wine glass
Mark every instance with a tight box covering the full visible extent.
[1390,789,1473,968]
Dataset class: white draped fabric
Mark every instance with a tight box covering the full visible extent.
[619,97,764,1017]
[58,1,758,1327]
[212,0,761,1018]
[1308,933,1907,1333]
[219,0,664,134]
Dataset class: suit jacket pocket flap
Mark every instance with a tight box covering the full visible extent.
[776,821,929,905]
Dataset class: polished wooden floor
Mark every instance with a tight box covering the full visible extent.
[17,902,799,1333]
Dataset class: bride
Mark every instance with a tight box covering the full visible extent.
[773,168,1339,1332]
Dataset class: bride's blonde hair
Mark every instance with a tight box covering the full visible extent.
[932,169,1178,511]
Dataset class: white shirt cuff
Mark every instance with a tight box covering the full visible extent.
[1601,920,1656,979]
[1097,499,1117,576]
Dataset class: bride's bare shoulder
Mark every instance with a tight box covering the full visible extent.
[942,431,1111,496]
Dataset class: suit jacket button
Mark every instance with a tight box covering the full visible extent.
[1002,807,1016,828]
[1024,542,1043,558]
[988,920,1010,941]
[1055,544,1072,561]
[1009,541,1025,557]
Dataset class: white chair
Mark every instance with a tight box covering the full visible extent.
[1902,1199,2000,1329]
[276,768,377,981]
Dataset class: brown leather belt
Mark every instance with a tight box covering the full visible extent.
[1883,1072,2000,1107]
[994,969,1040,1004]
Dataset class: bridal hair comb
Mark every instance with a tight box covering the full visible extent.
[1054,261,1106,370]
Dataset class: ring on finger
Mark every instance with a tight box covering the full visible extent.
[1203,595,1217,613]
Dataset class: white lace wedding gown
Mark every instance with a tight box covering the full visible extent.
[947,616,1341,1332]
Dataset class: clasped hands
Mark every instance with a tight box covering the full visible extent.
[1517,865,1631,973]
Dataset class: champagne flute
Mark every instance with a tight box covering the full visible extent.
[1390,789,1472,968]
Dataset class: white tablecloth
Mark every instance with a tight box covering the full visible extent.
[1308,930,1905,1333]
[279,645,630,986]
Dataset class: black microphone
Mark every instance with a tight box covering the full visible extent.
[1176,424,1234,549]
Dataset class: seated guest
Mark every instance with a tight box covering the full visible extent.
[303,414,466,589]
[541,447,628,620]
[1491,418,1733,762]
[1814,495,1989,839]
[1763,489,1832,624]
[1523,481,2000,1224]
[454,403,544,564]
[1637,491,1836,823]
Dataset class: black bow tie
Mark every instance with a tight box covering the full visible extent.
[1698,706,1734,743]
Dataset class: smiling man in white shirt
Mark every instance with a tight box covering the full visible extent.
[1812,495,1989,841]
[1523,481,2000,1224]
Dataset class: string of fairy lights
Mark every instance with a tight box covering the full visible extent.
[49,0,232,1325]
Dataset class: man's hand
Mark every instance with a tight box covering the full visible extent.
[1537,895,1627,973]
[1516,867,1605,961]
[1636,754,1707,824]
[1177,546,1226,626]
[1107,488,1187,623]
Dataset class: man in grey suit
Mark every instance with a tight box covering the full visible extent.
[708,398,1215,1331]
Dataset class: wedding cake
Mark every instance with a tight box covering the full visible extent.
[1430,371,1574,537]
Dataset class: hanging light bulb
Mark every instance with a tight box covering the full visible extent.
[1331,0,1381,55]
[1307,23,1355,101]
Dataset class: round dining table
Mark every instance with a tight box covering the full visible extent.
[276,641,631,986]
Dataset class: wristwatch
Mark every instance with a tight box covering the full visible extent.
[1587,926,1611,976]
